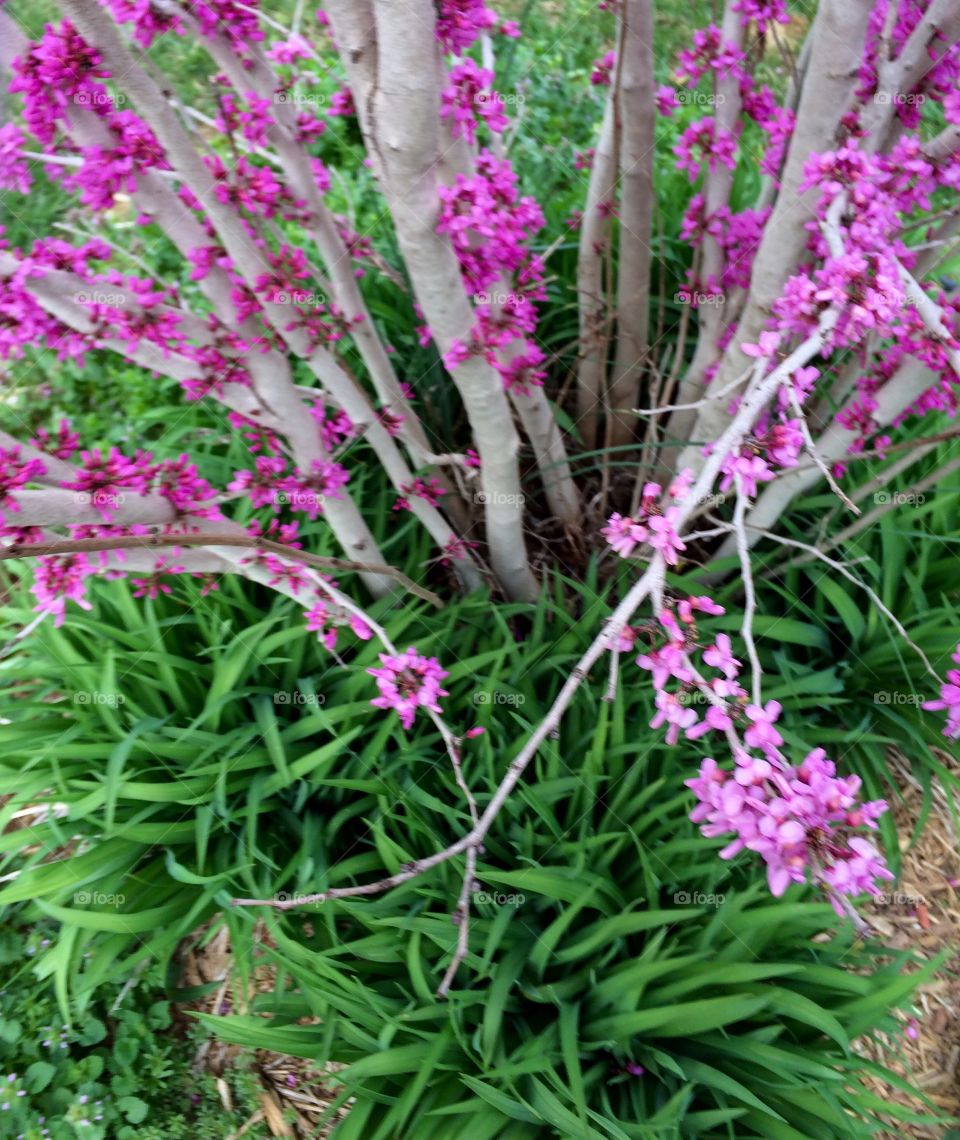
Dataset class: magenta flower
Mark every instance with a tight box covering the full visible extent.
[646,508,687,566]
[602,512,647,557]
[654,85,679,117]
[744,700,784,757]
[922,646,960,739]
[0,124,31,194]
[368,648,450,729]
[650,690,699,745]
[441,60,508,144]
[590,51,616,87]
[719,448,775,500]
[686,746,892,912]
[435,0,500,54]
[0,447,47,525]
[741,330,781,359]
[702,633,741,680]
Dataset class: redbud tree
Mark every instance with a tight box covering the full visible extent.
[0,0,959,992]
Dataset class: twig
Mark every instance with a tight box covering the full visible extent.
[897,261,960,377]
[732,478,762,705]
[787,452,960,568]
[604,634,621,703]
[633,364,754,416]
[748,526,942,683]
[436,845,477,998]
[786,375,861,516]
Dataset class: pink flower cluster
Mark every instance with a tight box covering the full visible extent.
[435,0,517,54]
[718,418,804,501]
[441,60,509,144]
[10,21,111,145]
[590,51,615,87]
[393,476,446,513]
[192,0,264,55]
[731,0,789,35]
[65,111,169,211]
[0,435,229,624]
[437,153,548,392]
[368,648,449,729]
[679,196,771,294]
[214,90,276,147]
[0,124,31,194]
[31,553,96,626]
[60,448,221,522]
[923,646,960,740]
[100,0,183,48]
[686,745,892,911]
[0,447,47,525]
[306,596,372,653]
[228,457,348,518]
[601,471,693,566]
[620,584,893,912]
[674,119,738,182]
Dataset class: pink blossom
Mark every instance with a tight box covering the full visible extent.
[655,85,679,116]
[0,124,31,194]
[591,51,616,87]
[0,447,47,524]
[650,689,699,745]
[741,330,781,359]
[686,747,892,912]
[435,0,499,53]
[673,119,738,181]
[441,60,509,143]
[719,448,775,500]
[368,648,449,729]
[267,35,313,64]
[923,646,960,739]
[744,700,784,757]
[394,476,446,512]
[31,553,95,626]
[702,634,741,680]
[646,508,687,566]
[601,512,647,557]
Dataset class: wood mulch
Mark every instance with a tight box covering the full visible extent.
[177,920,343,1138]
[855,749,960,1137]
